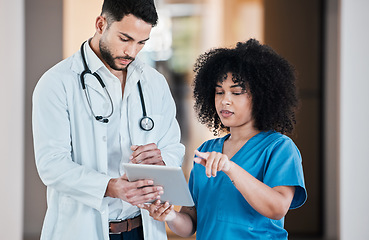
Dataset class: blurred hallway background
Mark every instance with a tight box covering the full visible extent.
[1,0,368,239]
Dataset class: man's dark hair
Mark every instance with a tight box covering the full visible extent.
[101,0,158,27]
[193,39,298,135]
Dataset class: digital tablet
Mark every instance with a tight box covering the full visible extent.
[122,163,194,206]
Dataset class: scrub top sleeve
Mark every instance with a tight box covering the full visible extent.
[263,137,307,209]
[196,141,208,153]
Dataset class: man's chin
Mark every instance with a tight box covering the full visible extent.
[109,63,128,71]
[114,61,133,71]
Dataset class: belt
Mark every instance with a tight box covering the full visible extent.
[109,215,142,234]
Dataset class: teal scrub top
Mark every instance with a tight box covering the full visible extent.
[189,131,307,240]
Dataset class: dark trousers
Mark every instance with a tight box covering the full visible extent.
[109,225,144,240]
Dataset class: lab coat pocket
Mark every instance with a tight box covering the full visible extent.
[59,196,80,222]
[53,196,80,238]
[56,195,103,239]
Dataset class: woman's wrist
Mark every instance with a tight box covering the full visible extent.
[223,160,235,174]
[165,208,178,222]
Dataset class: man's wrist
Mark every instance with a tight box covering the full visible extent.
[105,178,116,198]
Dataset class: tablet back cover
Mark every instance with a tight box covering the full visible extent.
[123,163,194,206]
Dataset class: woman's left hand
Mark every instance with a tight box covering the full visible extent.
[194,150,232,177]
[138,200,176,222]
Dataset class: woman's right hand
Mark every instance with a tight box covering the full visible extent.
[138,200,176,222]
[194,150,232,177]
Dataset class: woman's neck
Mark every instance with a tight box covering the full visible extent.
[222,126,260,159]
[228,125,260,143]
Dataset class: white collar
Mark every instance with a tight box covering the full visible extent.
[83,39,105,74]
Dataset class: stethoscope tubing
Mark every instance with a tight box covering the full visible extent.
[79,41,154,130]
[137,81,154,131]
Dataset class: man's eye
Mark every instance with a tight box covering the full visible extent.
[120,38,129,42]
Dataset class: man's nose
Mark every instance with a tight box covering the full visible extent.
[123,43,137,58]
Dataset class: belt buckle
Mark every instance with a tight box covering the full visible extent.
[109,219,125,234]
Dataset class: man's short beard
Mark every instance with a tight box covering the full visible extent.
[99,39,131,71]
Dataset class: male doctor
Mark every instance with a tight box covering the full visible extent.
[32,0,184,239]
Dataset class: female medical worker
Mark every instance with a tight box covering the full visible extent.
[140,39,307,239]
[32,1,184,240]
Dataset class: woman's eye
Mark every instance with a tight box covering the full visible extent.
[233,90,247,95]
[215,91,224,95]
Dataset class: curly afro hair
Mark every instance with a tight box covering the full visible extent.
[193,39,298,135]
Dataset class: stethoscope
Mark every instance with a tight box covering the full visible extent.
[79,41,154,131]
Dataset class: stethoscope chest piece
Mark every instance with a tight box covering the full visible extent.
[140,116,154,131]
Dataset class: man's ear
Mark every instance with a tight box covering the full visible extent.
[95,16,107,34]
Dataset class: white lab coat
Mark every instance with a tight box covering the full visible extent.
[32,47,185,240]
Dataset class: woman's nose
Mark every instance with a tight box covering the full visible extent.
[221,93,231,105]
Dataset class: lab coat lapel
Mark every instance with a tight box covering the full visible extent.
[119,61,143,172]
[70,52,109,175]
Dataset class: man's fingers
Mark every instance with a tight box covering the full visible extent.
[129,195,161,206]
[126,186,164,205]
[130,143,158,158]
[131,149,162,164]
[138,156,165,165]
[131,179,154,188]
[130,143,162,164]
[130,145,139,151]
[124,179,162,200]
[121,173,129,181]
